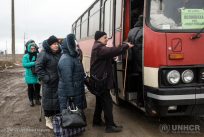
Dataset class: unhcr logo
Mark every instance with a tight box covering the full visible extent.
[159,124,200,134]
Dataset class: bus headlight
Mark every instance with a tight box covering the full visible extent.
[182,70,194,83]
[167,70,180,85]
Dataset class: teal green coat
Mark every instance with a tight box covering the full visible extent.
[22,44,39,84]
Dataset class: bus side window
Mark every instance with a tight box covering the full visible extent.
[81,13,88,39]
[116,0,122,29]
[104,0,113,37]
[76,20,81,41]
[89,1,100,37]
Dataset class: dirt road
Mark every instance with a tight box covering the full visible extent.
[0,68,204,137]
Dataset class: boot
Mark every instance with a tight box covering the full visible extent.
[45,117,53,129]
[105,125,123,133]
[34,99,41,105]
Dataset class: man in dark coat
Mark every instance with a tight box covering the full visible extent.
[58,34,86,111]
[90,31,133,133]
[35,35,61,129]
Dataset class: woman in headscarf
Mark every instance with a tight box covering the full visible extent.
[22,43,41,107]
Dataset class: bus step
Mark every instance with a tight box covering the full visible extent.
[127,92,137,101]
[129,100,146,111]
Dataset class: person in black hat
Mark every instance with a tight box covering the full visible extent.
[94,31,107,41]
[47,35,59,53]
[35,35,61,129]
[90,31,134,133]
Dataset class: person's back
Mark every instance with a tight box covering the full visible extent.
[58,34,86,111]
[127,15,144,106]
[128,15,143,73]
[128,15,143,47]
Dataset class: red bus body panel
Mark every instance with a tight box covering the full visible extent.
[144,25,204,67]
[124,0,130,40]
[144,26,167,67]
[166,33,204,66]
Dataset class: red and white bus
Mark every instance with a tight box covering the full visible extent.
[72,0,204,116]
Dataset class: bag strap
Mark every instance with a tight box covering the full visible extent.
[92,72,107,81]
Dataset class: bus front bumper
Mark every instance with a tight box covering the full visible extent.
[145,86,204,117]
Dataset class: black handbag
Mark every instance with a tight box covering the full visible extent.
[84,73,107,96]
[61,98,86,128]
[53,114,85,137]
[84,75,95,94]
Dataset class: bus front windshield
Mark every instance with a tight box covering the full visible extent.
[149,0,204,31]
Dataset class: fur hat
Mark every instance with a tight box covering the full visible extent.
[94,31,107,41]
[47,35,58,46]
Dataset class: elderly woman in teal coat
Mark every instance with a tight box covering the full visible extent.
[22,43,41,107]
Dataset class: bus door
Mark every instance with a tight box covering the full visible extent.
[102,0,124,103]
[112,0,125,102]
[114,0,144,105]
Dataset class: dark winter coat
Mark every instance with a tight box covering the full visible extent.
[35,40,61,111]
[128,22,143,72]
[90,41,129,89]
[58,34,86,110]
[128,22,143,46]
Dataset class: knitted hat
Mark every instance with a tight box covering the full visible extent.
[94,31,107,41]
[47,35,58,46]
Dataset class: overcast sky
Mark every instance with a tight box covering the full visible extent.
[0,0,94,54]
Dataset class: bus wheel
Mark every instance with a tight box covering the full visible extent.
[110,89,122,105]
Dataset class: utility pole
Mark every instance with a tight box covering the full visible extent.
[5,41,7,58]
[11,0,15,62]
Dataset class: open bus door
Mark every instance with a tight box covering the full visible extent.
[109,0,126,105]
[111,0,145,108]
[114,0,134,104]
